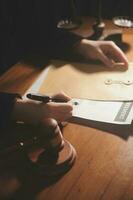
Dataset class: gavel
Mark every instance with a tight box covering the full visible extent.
[29,118,77,177]
[0,118,76,177]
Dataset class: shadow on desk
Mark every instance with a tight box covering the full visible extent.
[70,117,133,140]
[52,56,128,75]
[0,156,64,200]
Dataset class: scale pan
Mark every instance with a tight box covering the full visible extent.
[113,16,133,28]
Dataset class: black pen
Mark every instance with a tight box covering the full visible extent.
[26,93,68,103]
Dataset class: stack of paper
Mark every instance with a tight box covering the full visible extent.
[72,98,133,125]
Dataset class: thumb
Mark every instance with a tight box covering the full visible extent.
[52,91,71,101]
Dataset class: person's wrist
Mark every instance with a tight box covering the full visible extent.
[73,39,83,53]
[11,99,45,124]
[73,39,90,55]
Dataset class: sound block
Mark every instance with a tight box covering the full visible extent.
[29,140,76,177]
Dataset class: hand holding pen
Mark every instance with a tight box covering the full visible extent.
[0,92,73,159]
[27,92,73,122]
[26,92,70,103]
[12,92,73,124]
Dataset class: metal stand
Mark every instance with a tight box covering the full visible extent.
[88,0,122,45]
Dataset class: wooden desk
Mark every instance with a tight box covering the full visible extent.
[0,19,133,200]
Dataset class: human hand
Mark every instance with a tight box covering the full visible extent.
[75,39,128,68]
[46,92,73,122]
[12,92,73,124]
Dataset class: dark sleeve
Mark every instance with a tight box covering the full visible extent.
[0,0,24,73]
[48,1,83,60]
[26,0,83,60]
[54,28,82,52]
[0,92,21,129]
[0,0,83,69]
[34,0,83,59]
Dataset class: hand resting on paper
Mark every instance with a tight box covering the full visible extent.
[75,39,129,68]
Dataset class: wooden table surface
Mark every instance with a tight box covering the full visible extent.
[0,18,133,200]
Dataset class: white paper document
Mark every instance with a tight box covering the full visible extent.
[72,99,133,125]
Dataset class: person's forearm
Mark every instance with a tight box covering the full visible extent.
[12,98,47,125]
[0,92,21,129]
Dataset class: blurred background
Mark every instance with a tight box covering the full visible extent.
[58,0,133,20]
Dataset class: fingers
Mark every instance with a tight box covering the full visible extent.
[53,111,72,122]
[100,41,129,68]
[51,91,71,102]
[46,102,73,122]
[97,48,115,67]
[48,102,73,111]
[109,42,128,68]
